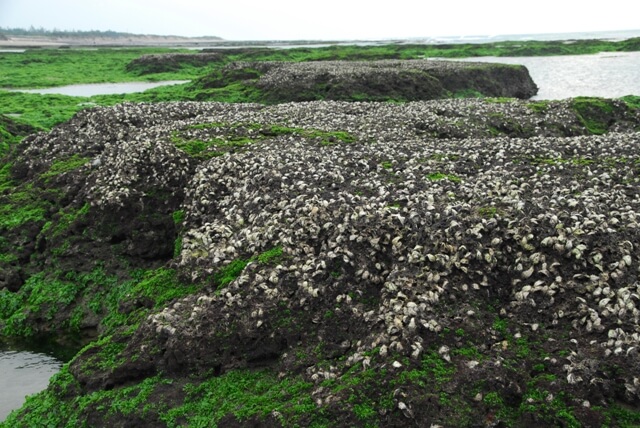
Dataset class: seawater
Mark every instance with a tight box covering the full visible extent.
[0,347,62,422]
[454,51,640,100]
[8,80,190,97]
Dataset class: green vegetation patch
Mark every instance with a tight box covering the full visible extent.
[603,404,640,427]
[214,246,284,290]
[1,114,38,156]
[426,172,462,183]
[0,182,50,230]
[172,123,356,160]
[518,389,581,427]
[170,137,226,159]
[0,272,85,336]
[214,259,250,289]
[101,267,198,333]
[570,97,616,135]
[527,100,551,113]
[0,47,197,89]
[0,161,13,193]
[401,350,456,384]
[172,210,186,257]
[621,95,640,110]
[172,210,185,226]
[0,266,201,339]
[478,206,499,218]
[0,91,87,130]
[2,365,322,427]
[257,246,283,264]
[40,154,90,179]
[452,88,485,99]
[161,370,318,427]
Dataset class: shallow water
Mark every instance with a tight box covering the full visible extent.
[455,51,640,100]
[9,80,189,97]
[0,347,62,422]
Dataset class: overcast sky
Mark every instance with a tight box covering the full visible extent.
[1,0,638,41]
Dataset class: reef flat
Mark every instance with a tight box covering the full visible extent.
[1,98,640,426]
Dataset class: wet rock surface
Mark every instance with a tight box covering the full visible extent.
[3,98,640,426]
[196,59,538,102]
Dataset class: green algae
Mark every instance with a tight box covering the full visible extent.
[41,155,90,180]
[171,123,356,160]
[570,97,616,135]
[2,365,322,428]
[426,172,462,183]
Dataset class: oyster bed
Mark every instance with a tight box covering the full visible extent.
[4,98,640,426]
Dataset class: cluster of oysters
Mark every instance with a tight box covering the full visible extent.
[13,98,640,424]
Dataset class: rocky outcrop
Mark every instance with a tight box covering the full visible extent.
[3,98,640,427]
[0,114,38,145]
[196,59,538,102]
[126,53,222,74]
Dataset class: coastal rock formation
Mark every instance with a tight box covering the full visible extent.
[126,53,222,74]
[2,98,640,426]
[0,114,37,145]
[195,59,538,102]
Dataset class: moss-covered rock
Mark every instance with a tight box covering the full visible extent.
[125,53,221,75]
[193,59,538,103]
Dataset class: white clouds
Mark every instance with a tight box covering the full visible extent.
[0,0,638,40]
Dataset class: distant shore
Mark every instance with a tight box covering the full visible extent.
[1,28,639,49]
[0,35,227,48]
[0,34,353,49]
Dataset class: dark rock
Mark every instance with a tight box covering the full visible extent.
[0,114,39,142]
[126,53,221,75]
[0,266,23,292]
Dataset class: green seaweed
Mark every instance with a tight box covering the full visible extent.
[570,97,615,135]
[426,172,462,183]
[40,155,90,179]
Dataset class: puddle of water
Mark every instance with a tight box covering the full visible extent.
[0,340,78,422]
[0,349,61,421]
[7,80,189,97]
